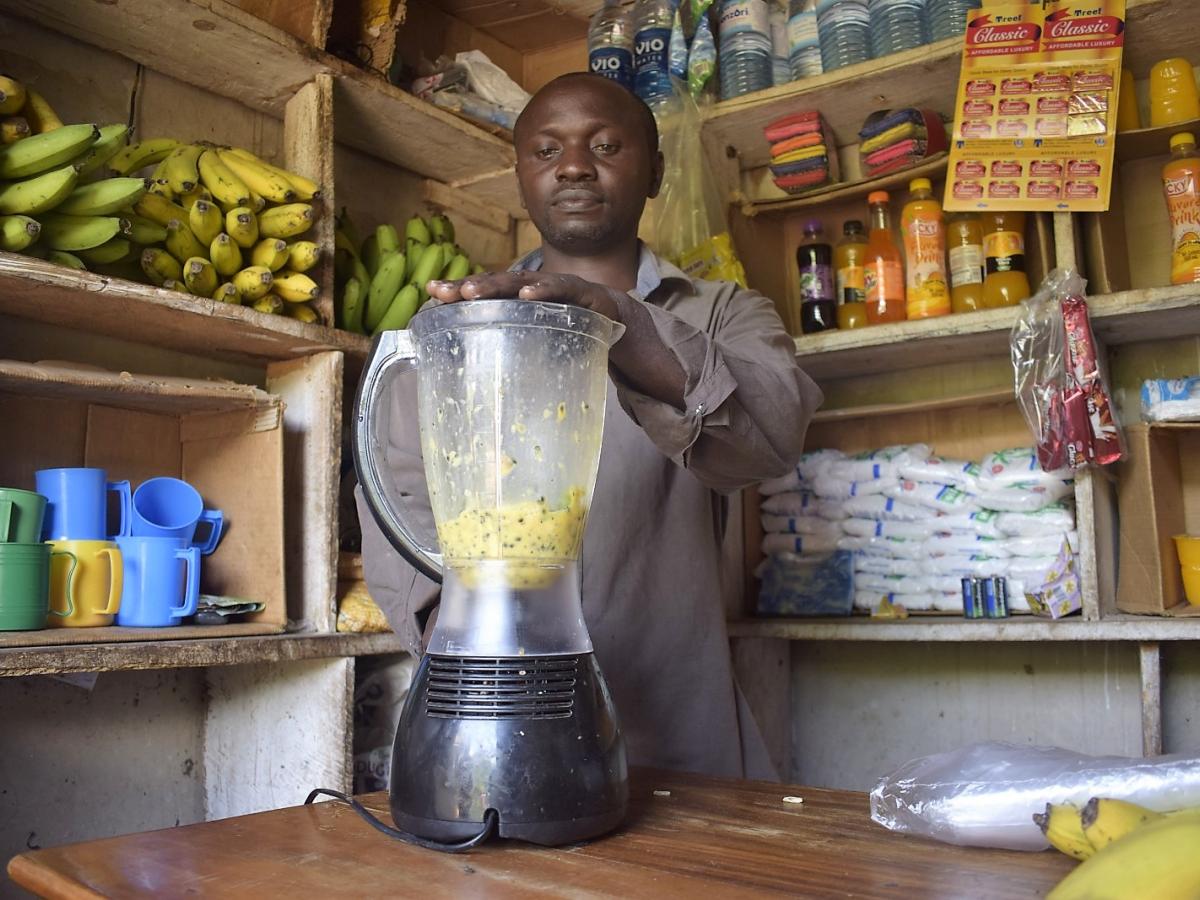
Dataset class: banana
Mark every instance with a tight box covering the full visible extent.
[1080,798,1165,852]
[250,237,289,272]
[178,185,212,210]
[163,144,203,194]
[339,276,365,333]
[405,215,431,247]
[247,190,267,213]
[361,232,383,278]
[428,213,454,244]
[372,283,421,334]
[0,214,40,251]
[1,116,30,145]
[183,256,218,296]
[56,177,148,216]
[212,282,241,304]
[165,219,207,264]
[286,240,319,272]
[20,90,63,133]
[376,224,400,255]
[365,251,407,332]
[272,270,319,303]
[226,146,321,200]
[0,76,27,117]
[471,263,485,275]
[442,253,470,282]
[285,302,319,324]
[407,241,443,291]
[251,293,284,315]
[209,233,243,277]
[336,207,362,249]
[36,213,126,251]
[257,202,313,239]
[439,242,455,272]
[124,213,168,245]
[0,123,97,178]
[1034,803,1094,862]
[133,192,189,227]
[161,278,188,293]
[188,199,222,245]
[78,237,134,265]
[47,249,85,270]
[0,164,78,215]
[72,124,129,177]
[217,148,295,203]
[232,265,273,300]
[226,206,258,248]
[141,247,184,285]
[108,137,178,176]
[197,149,250,208]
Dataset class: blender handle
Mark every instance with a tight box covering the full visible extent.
[353,329,445,584]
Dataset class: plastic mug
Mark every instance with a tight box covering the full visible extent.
[0,542,75,631]
[115,536,200,627]
[0,487,47,543]
[1149,58,1200,128]
[35,468,131,541]
[130,477,223,556]
[47,540,122,627]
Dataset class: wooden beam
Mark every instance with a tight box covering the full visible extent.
[731,637,792,779]
[285,74,337,326]
[1138,641,1163,756]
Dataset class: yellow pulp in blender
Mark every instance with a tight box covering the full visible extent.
[437,488,587,588]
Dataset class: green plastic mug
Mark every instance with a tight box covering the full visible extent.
[0,542,75,631]
[0,488,47,544]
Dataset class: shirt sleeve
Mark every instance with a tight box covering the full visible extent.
[611,280,822,494]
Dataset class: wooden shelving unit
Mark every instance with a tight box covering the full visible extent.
[729,616,1200,643]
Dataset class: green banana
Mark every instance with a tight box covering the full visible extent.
[407,242,444,291]
[257,202,313,239]
[0,123,98,178]
[439,242,455,272]
[337,206,362,249]
[165,219,207,263]
[376,224,400,255]
[442,253,470,282]
[209,233,243,277]
[365,251,407,332]
[272,270,319,303]
[123,213,168,245]
[471,263,485,276]
[405,215,431,246]
[339,276,364,333]
[78,238,134,265]
[250,237,289,272]
[73,124,129,178]
[0,164,78,215]
[141,247,183,285]
[361,232,382,278]
[107,137,178,176]
[232,265,273,300]
[372,283,421,335]
[0,214,40,251]
[183,256,218,296]
[56,177,148,216]
[47,249,85,270]
[37,213,127,251]
[428,213,454,244]
[188,199,222,245]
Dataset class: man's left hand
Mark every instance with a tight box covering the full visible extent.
[427,271,625,323]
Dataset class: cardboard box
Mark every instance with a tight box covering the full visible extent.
[0,360,286,647]
[1116,423,1200,615]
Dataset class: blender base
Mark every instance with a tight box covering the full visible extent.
[389,652,628,846]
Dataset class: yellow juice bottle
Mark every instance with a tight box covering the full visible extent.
[982,211,1031,308]
[834,220,868,329]
[947,212,985,313]
[900,178,950,319]
[1163,131,1200,285]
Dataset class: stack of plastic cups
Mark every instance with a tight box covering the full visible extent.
[719,0,775,100]
[868,0,927,58]
[788,0,824,79]
[924,0,980,41]
[817,0,871,72]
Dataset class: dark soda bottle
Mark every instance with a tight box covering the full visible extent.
[796,220,836,334]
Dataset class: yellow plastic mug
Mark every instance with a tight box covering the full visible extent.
[47,539,122,627]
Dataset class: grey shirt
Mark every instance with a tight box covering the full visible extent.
[357,244,822,780]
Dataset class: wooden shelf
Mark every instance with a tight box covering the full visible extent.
[1116,119,1200,163]
[742,155,949,218]
[728,615,1200,642]
[0,252,369,366]
[0,630,406,677]
[811,386,1014,422]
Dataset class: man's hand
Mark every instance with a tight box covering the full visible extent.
[427,270,624,323]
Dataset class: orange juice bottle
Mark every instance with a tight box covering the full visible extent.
[864,191,905,324]
[982,211,1030,308]
[1163,131,1200,285]
[835,220,868,329]
[947,212,985,313]
[900,178,950,319]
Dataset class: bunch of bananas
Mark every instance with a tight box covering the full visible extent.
[1037,796,1200,898]
[333,210,481,335]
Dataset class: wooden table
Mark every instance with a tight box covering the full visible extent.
[8,769,1073,898]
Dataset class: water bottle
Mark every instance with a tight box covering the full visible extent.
[787,0,823,79]
[633,0,675,108]
[925,0,980,41]
[770,1,792,86]
[589,0,636,91]
[868,0,927,58]
[816,0,871,72]
[718,0,774,100]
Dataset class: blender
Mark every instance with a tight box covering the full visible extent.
[353,299,629,846]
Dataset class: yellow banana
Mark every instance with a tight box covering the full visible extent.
[1,116,30,145]
[251,293,284,315]
[197,148,249,208]
[0,122,98,178]
[225,206,258,248]
[183,256,218,296]
[178,185,212,210]
[1034,803,1094,861]
[160,278,189,294]
[109,137,178,176]
[225,146,320,200]
[284,302,319,324]
[212,282,241,304]
[56,177,149,216]
[133,192,189,227]
[250,237,289,272]
[209,233,242,277]
[247,190,266,213]
[188,199,222,245]
[286,240,319,272]
[163,143,204,194]
[140,247,183,285]
[217,148,294,203]
[1080,798,1165,852]
[0,164,78,215]
[271,270,319,303]
[257,203,313,239]
[0,214,40,251]
[0,76,28,117]
[20,89,63,133]
[165,219,207,264]
[232,265,273,300]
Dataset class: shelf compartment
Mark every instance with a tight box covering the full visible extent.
[728,615,1200,642]
[1116,118,1200,163]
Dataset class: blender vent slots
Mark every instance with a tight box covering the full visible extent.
[425,657,579,720]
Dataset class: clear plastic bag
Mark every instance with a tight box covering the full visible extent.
[870,741,1200,850]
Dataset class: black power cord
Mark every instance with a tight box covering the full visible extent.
[304,788,498,853]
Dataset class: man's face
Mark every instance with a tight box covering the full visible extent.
[514,79,663,255]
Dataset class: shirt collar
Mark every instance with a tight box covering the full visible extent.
[509,241,693,301]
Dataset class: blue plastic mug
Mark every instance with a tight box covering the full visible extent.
[130,477,224,556]
[36,468,131,541]
[115,536,200,627]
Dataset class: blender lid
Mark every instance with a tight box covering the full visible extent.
[411,299,625,346]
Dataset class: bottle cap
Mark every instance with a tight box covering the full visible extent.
[1171,132,1197,150]
[867,191,889,204]
[804,219,823,235]
[843,219,864,234]
[909,177,932,192]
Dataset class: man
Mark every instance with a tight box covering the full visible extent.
[358,72,821,780]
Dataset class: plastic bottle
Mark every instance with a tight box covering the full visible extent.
[816,0,871,72]
[796,221,836,333]
[981,211,1030,308]
[924,0,979,42]
[633,0,675,109]
[864,191,906,324]
[588,0,636,91]
[900,177,950,319]
[868,0,927,58]
[787,0,823,79]
[770,0,792,86]
[835,220,868,329]
[718,0,775,100]
[946,212,985,313]
[1163,132,1200,285]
